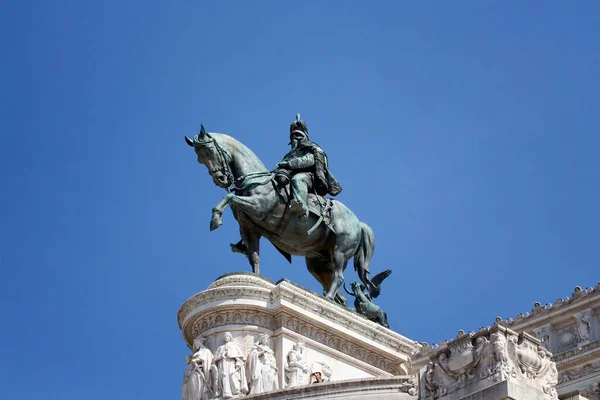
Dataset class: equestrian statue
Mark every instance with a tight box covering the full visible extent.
[184,114,391,307]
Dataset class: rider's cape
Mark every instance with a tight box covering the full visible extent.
[281,141,343,197]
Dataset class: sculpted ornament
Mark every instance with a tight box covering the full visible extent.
[577,311,592,343]
[558,362,600,384]
[212,332,248,398]
[343,277,390,328]
[422,326,558,400]
[182,337,215,400]
[285,339,311,387]
[534,325,552,351]
[494,283,600,327]
[247,334,278,395]
[581,381,600,399]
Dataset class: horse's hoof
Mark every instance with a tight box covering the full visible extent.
[210,216,223,231]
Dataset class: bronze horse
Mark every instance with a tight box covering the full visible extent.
[185,126,380,305]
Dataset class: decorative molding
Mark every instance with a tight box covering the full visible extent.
[557,325,579,352]
[178,275,273,328]
[244,375,418,399]
[276,311,400,375]
[557,361,600,385]
[207,272,276,291]
[553,340,600,363]
[274,280,417,355]
[186,307,277,340]
[494,283,600,328]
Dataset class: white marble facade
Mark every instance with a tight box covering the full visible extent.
[179,274,599,399]
[178,272,418,399]
[495,284,600,399]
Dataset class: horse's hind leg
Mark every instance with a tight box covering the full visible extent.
[240,225,261,275]
[325,250,348,304]
[305,256,332,294]
[379,311,389,328]
[334,291,347,307]
[304,256,346,306]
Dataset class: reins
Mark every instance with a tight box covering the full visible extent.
[196,135,273,192]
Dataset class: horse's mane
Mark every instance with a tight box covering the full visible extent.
[209,133,269,173]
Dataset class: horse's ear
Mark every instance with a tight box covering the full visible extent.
[199,124,207,138]
[184,136,195,147]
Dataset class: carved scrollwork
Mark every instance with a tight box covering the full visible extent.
[422,326,559,400]
[178,285,271,329]
[185,308,276,342]
[557,361,600,385]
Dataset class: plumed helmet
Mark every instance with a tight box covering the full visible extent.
[289,113,309,139]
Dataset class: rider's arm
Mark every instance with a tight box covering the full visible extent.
[288,154,315,169]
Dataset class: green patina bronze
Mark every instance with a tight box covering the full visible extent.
[184,115,391,311]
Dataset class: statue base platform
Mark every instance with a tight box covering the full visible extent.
[178,272,419,398]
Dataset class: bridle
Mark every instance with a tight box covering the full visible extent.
[193,134,235,190]
[195,134,272,192]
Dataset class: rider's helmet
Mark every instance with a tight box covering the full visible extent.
[289,113,309,141]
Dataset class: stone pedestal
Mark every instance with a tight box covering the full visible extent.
[178,272,419,399]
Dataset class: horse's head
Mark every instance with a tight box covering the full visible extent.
[185,125,232,189]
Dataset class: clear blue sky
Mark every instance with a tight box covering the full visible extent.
[1,1,599,399]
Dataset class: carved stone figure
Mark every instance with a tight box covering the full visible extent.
[285,340,311,387]
[185,121,389,306]
[577,312,591,343]
[344,281,389,327]
[212,332,248,398]
[535,325,552,351]
[275,114,342,219]
[247,334,278,394]
[182,336,214,400]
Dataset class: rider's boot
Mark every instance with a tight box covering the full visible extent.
[291,178,310,220]
[230,239,248,256]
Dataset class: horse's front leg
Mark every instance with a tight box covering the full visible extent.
[210,193,234,231]
[210,192,270,231]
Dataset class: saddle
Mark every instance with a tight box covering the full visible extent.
[273,173,334,235]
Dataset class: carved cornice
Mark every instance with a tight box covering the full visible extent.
[553,340,600,363]
[411,327,493,362]
[178,273,273,329]
[245,376,418,399]
[557,361,600,385]
[208,272,276,290]
[274,280,417,355]
[494,283,600,329]
[275,310,401,375]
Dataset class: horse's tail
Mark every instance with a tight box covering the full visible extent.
[354,222,375,292]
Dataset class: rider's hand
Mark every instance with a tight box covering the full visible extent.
[277,161,290,169]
